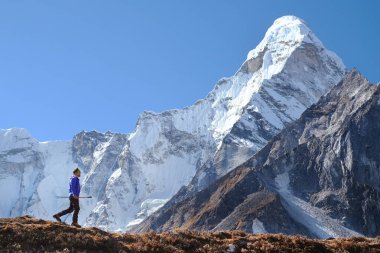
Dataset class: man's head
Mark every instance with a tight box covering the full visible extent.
[73,168,81,177]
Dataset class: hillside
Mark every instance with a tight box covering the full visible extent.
[1,216,379,252]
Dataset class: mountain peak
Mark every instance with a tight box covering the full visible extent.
[245,15,344,83]
[271,15,308,29]
[247,15,324,61]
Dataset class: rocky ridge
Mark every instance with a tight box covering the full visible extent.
[1,216,379,253]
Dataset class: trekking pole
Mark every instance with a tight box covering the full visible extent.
[56,196,93,198]
[62,213,72,224]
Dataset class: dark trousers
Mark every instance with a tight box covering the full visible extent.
[56,196,80,223]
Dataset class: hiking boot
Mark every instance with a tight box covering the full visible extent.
[72,223,81,228]
[53,214,62,223]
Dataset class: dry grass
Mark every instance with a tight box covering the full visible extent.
[0,216,379,252]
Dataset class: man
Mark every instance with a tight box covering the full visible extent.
[53,168,81,227]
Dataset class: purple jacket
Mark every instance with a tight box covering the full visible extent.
[69,176,80,197]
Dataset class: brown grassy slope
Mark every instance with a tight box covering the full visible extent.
[0,216,379,253]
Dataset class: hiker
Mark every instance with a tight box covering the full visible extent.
[53,168,81,228]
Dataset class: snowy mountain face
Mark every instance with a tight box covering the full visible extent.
[186,16,344,194]
[134,70,380,238]
[0,129,78,219]
[0,16,345,231]
[133,16,346,230]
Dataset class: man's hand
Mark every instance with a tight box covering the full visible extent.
[73,196,79,199]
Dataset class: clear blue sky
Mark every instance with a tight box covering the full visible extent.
[0,1,379,141]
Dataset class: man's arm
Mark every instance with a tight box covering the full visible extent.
[72,177,80,199]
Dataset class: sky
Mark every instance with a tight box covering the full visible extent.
[0,1,379,141]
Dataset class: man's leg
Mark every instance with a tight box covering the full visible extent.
[53,197,75,222]
[72,198,80,226]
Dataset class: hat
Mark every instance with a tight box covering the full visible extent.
[73,168,81,174]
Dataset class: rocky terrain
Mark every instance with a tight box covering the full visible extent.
[1,216,379,253]
[134,70,380,239]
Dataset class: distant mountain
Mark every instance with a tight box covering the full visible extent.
[134,70,380,238]
[0,16,345,231]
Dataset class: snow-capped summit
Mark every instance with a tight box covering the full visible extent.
[247,15,344,80]
[0,16,346,232]
[132,15,346,231]
[184,15,346,187]
[248,16,319,59]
